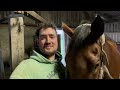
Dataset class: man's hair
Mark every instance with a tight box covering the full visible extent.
[35,22,57,37]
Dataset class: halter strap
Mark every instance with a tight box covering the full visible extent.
[98,34,113,79]
[98,64,113,79]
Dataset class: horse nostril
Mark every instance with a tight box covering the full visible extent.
[95,63,99,67]
[94,60,100,69]
[91,62,100,72]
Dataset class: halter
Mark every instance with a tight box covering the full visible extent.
[97,34,113,79]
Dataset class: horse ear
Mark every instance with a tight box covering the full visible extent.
[62,22,75,37]
[90,15,104,42]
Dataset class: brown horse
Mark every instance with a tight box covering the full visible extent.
[62,15,120,79]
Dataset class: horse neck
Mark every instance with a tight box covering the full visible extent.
[104,40,120,58]
[104,40,120,78]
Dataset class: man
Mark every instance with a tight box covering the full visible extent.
[10,23,65,79]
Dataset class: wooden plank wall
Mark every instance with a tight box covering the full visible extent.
[105,22,120,43]
[38,11,96,28]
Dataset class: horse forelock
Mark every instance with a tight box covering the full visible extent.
[67,24,91,53]
[77,23,91,28]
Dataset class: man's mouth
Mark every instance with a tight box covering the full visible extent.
[44,45,53,49]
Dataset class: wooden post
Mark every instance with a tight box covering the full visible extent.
[8,14,24,71]
[0,42,5,79]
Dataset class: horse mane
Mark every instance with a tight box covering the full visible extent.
[79,20,91,24]
[66,20,95,56]
[105,35,117,48]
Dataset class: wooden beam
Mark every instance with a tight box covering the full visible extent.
[8,14,24,71]
[14,11,48,23]
[26,11,48,23]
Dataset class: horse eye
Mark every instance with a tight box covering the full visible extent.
[92,48,98,55]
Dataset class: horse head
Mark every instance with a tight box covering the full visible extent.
[62,15,113,79]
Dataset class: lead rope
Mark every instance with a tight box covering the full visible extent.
[98,34,113,79]
[98,66,104,79]
[103,65,113,79]
[97,34,106,79]
[98,63,113,79]
[101,48,113,79]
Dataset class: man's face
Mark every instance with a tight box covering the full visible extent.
[37,27,58,56]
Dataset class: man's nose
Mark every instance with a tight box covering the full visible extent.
[46,37,51,43]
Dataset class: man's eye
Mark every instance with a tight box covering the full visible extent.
[50,35,56,38]
[40,36,46,40]
[50,36,55,38]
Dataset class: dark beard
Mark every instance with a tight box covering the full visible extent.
[35,48,57,58]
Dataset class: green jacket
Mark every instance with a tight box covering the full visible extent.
[10,50,65,79]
